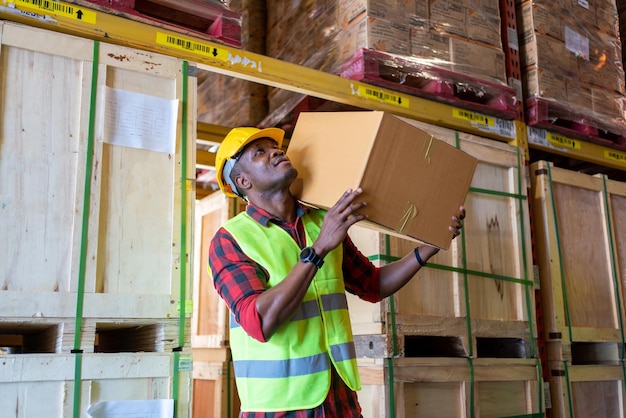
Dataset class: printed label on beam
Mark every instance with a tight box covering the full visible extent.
[8,0,96,23]
[156,32,228,60]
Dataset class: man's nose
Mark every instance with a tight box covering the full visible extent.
[271,148,285,156]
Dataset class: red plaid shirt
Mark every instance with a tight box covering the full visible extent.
[209,201,381,417]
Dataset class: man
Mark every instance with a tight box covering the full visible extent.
[208,126,465,417]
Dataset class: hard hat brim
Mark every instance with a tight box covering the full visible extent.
[238,127,285,151]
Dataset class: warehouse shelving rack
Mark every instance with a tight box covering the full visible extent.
[2,0,624,172]
[0,0,525,148]
[2,0,626,172]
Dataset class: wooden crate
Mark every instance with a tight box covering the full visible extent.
[358,357,543,418]
[0,352,192,418]
[192,193,245,349]
[547,360,626,418]
[0,21,195,321]
[530,160,626,362]
[347,120,536,359]
[192,347,240,418]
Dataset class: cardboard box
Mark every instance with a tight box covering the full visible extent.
[286,111,478,249]
[449,37,506,83]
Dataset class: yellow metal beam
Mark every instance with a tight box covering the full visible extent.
[196,148,216,168]
[197,122,231,145]
[1,0,524,148]
[527,127,626,171]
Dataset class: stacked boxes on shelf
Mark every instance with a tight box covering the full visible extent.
[518,0,626,148]
[0,22,195,416]
[196,0,269,128]
[345,119,542,416]
[265,0,518,120]
[530,161,626,417]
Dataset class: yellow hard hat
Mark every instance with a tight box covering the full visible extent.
[216,126,285,198]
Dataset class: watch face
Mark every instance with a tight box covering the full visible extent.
[300,247,313,261]
[300,246,323,268]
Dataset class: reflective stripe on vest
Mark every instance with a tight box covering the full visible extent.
[223,209,361,412]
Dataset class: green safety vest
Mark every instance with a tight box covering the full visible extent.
[223,209,361,412]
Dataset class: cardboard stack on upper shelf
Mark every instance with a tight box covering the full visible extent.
[264,0,519,124]
[518,0,626,150]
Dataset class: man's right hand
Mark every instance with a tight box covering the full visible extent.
[313,188,367,258]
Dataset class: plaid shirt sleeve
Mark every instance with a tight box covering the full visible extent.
[341,234,382,303]
[208,226,268,342]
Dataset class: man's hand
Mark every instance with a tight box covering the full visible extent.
[313,188,367,258]
[450,206,466,238]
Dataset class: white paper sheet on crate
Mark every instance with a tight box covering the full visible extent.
[103,87,178,154]
[87,399,174,418]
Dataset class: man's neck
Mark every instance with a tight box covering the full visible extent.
[250,191,297,224]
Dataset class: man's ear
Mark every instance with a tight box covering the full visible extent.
[235,173,251,195]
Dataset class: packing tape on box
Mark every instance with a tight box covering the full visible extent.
[396,201,418,234]
[423,135,435,163]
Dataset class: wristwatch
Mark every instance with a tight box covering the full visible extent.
[299,246,324,269]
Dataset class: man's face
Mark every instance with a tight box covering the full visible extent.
[237,138,297,193]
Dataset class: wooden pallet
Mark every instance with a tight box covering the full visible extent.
[526,97,626,151]
[547,360,626,418]
[530,161,626,362]
[0,352,192,417]
[0,22,195,321]
[0,316,189,354]
[337,48,518,120]
[65,0,242,47]
[347,119,536,358]
[358,357,543,418]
